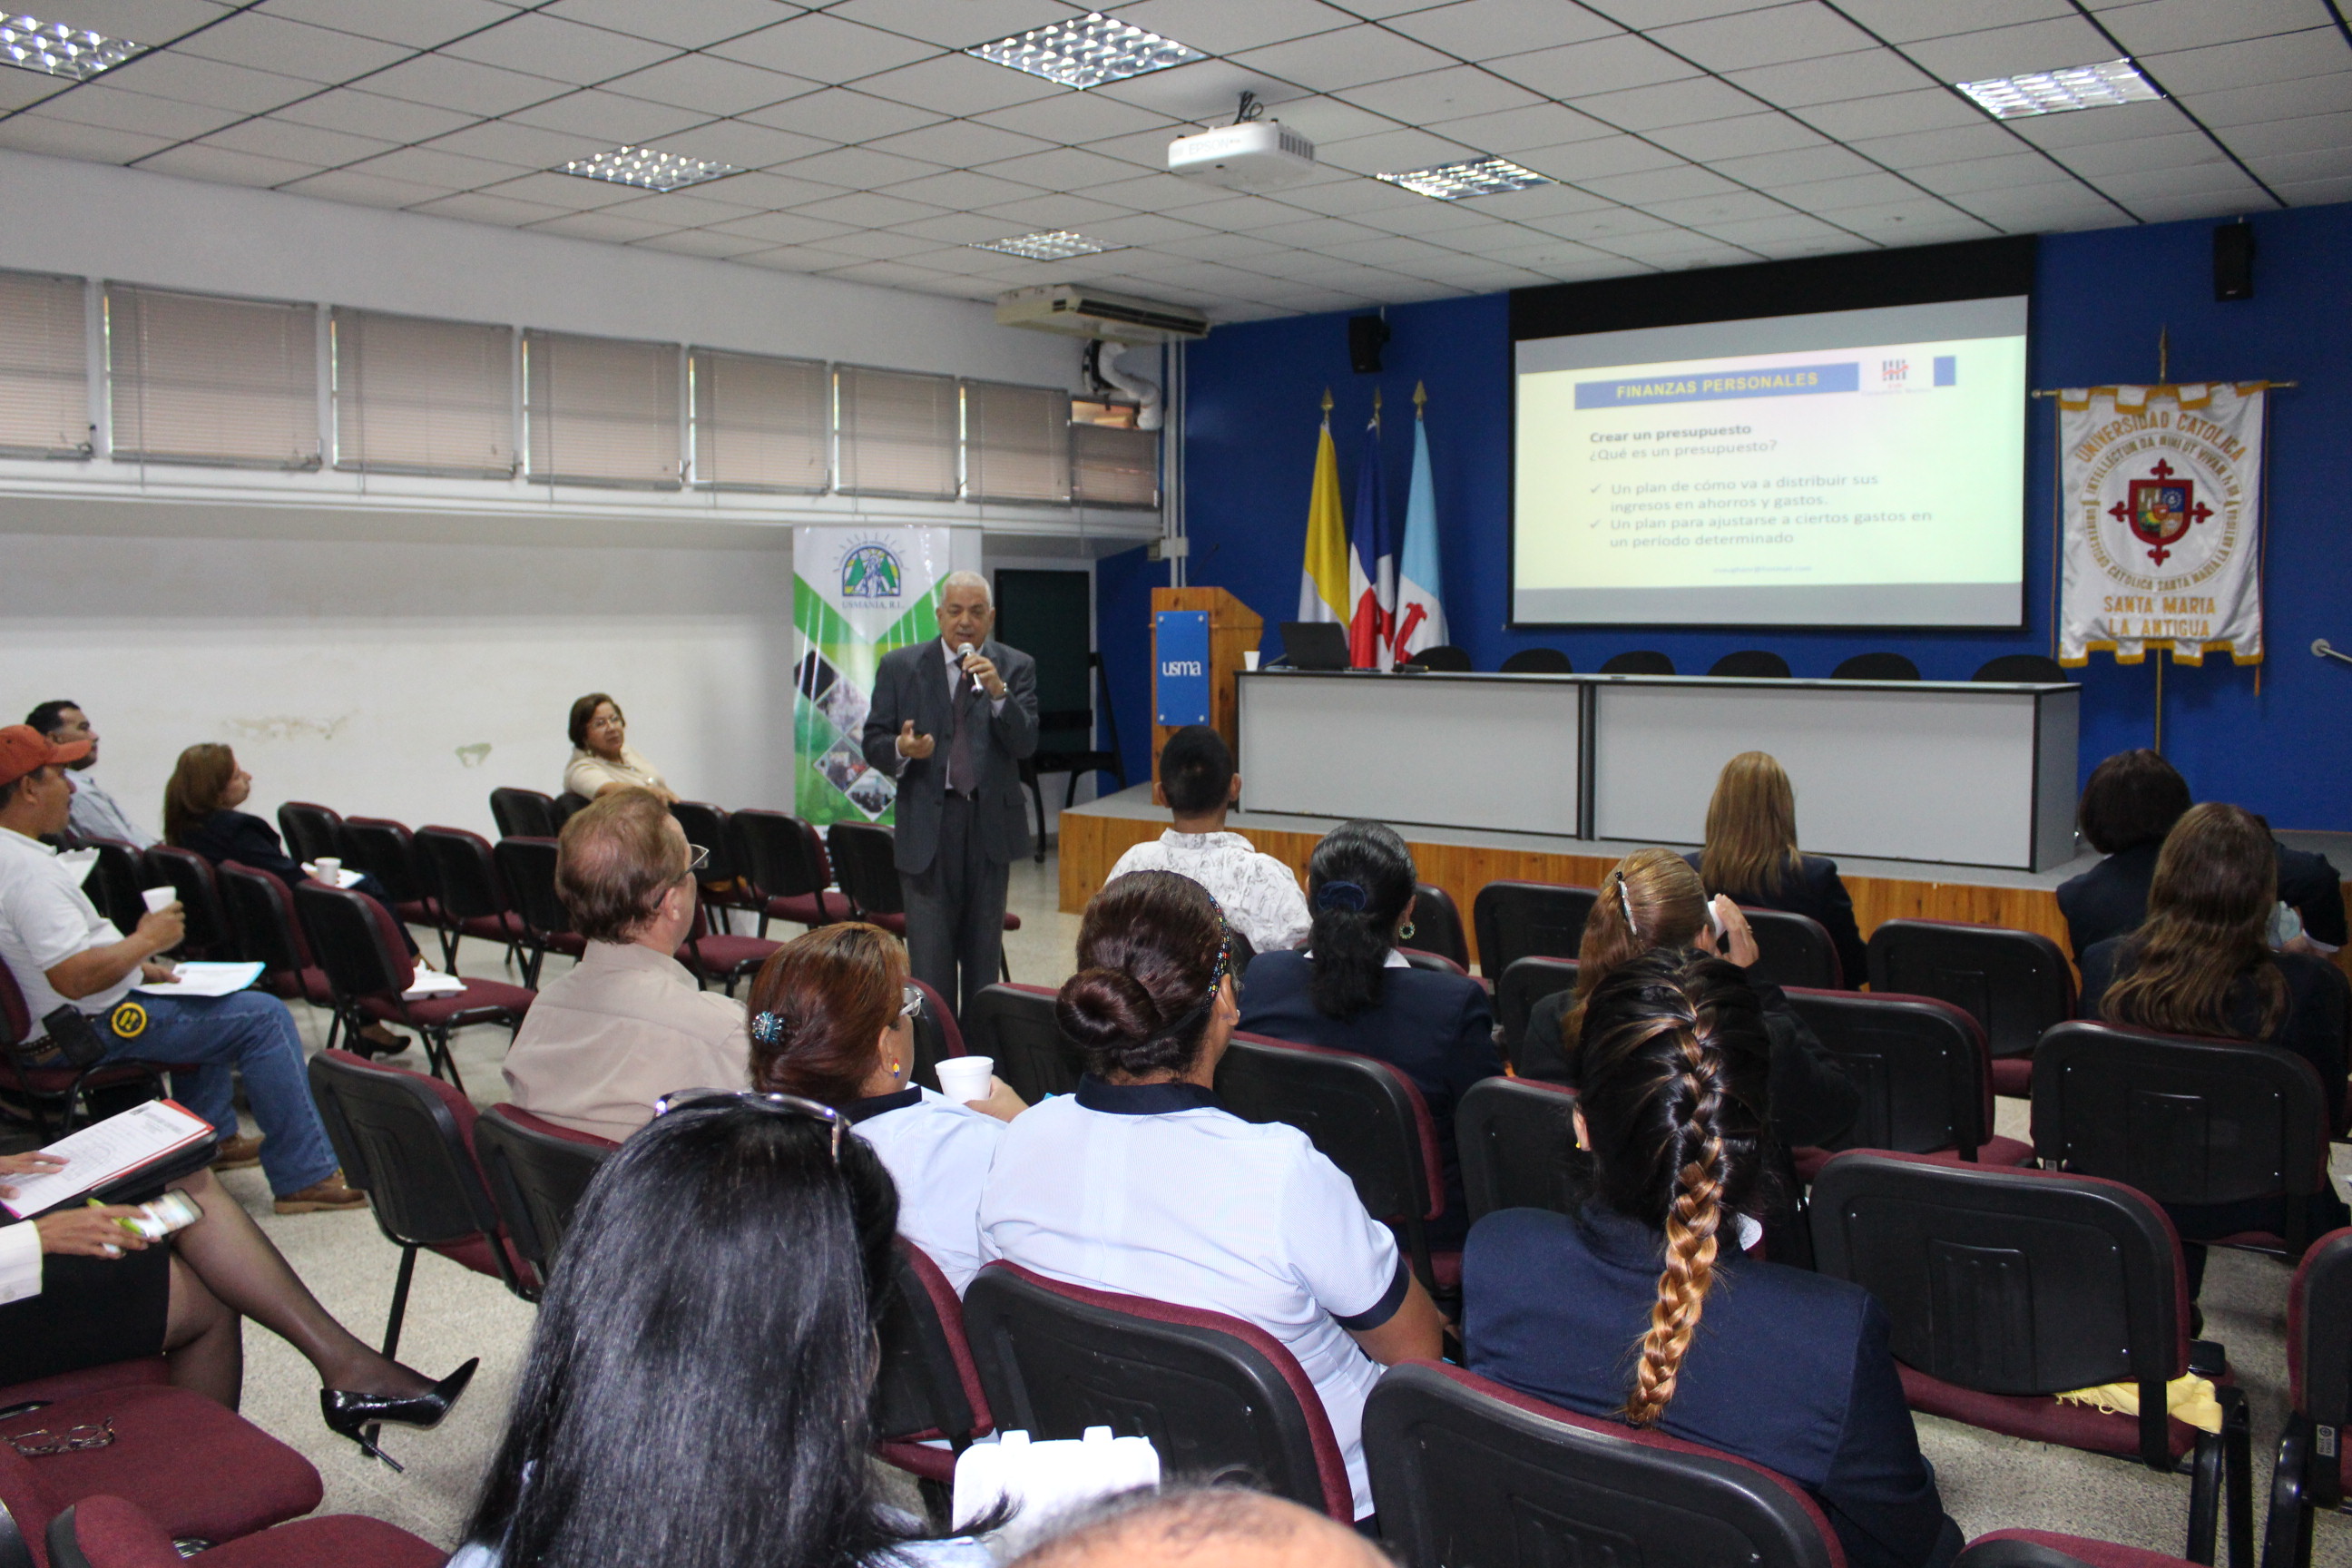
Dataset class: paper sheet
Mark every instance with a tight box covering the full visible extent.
[299,864,366,888]
[56,848,98,885]
[136,961,266,998]
[1,1100,216,1219]
[403,968,466,998]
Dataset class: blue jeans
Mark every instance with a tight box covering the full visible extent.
[98,991,338,1197]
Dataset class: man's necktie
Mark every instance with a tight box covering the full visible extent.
[947,662,976,795]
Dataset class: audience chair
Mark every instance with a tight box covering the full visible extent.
[1499,647,1573,675]
[1834,652,1923,681]
[669,799,760,934]
[1407,883,1470,971]
[1741,907,1843,989]
[0,965,175,1138]
[411,826,525,975]
[487,787,559,839]
[553,791,593,827]
[1867,919,2074,1097]
[1494,956,1578,1070]
[1600,650,1675,675]
[2033,1021,2336,1257]
[964,1261,1355,1523]
[1227,929,1259,977]
[275,801,343,867]
[874,1240,995,1515]
[472,1103,616,1294]
[1809,1152,2252,1568]
[1964,1531,2216,1568]
[214,861,337,1036]
[1975,654,2069,683]
[963,984,1080,1102]
[47,1494,444,1568]
[826,821,908,936]
[73,838,146,936]
[1364,1359,1845,1568]
[729,808,840,936]
[1710,650,1793,678]
[1783,988,2028,1181]
[1221,1033,1452,1298]
[675,897,779,997]
[1473,882,1596,980]
[1455,1075,1585,1225]
[137,847,229,961]
[1397,949,1466,976]
[906,977,965,1094]
[337,818,438,930]
[2264,1227,2352,1568]
[489,837,586,989]
[307,1050,533,1365]
[296,883,533,1095]
[1405,644,1472,671]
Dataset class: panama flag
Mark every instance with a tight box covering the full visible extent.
[1346,409,1394,668]
[1298,403,1350,624]
[1393,397,1447,658]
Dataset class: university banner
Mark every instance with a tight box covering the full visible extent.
[2058,383,2266,666]
[791,526,950,828]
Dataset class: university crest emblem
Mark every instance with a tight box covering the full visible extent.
[840,543,902,600]
[2108,459,2211,565]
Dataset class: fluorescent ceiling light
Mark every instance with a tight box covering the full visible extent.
[968,12,1202,91]
[971,230,1112,261]
[0,13,143,80]
[559,145,744,192]
[1377,157,1553,201]
[1955,59,2161,119]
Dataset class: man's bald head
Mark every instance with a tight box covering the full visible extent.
[555,786,690,942]
[1012,1487,1386,1568]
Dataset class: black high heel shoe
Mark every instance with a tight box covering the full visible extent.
[320,1358,478,1472]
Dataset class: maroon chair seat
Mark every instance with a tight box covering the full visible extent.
[299,882,530,1094]
[729,809,841,937]
[763,892,835,926]
[0,965,181,1138]
[1896,1365,2212,1463]
[0,1359,169,1410]
[675,900,779,997]
[49,1494,443,1568]
[875,1241,994,1489]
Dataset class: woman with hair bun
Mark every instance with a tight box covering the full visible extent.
[1237,819,1500,1245]
[980,870,1444,1522]
[1465,950,1959,1568]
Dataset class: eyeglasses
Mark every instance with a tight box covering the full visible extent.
[652,1087,842,1162]
[684,843,710,876]
[901,983,925,1021]
[7,1418,113,1457]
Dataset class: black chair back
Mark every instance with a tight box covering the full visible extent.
[963,984,1082,1101]
[2276,1227,2352,1544]
[964,1262,1354,1521]
[1742,907,1842,989]
[492,837,571,985]
[2032,1021,2331,1249]
[1499,647,1573,675]
[1365,1360,1844,1568]
[731,808,834,903]
[140,846,229,958]
[828,822,905,917]
[1833,652,1922,681]
[906,978,965,1094]
[1473,882,1595,979]
[1784,989,1994,1161]
[874,1241,989,1448]
[554,791,593,826]
[1408,883,1469,970]
[78,838,145,933]
[488,788,559,839]
[296,881,412,1002]
[1710,650,1790,678]
[1975,653,2067,683]
[669,800,743,887]
[414,826,510,925]
[1600,651,1675,675]
[339,817,429,906]
[277,800,344,865]
[1455,1076,1585,1224]
[306,1049,503,1254]
[1866,919,2073,1062]
[215,860,306,981]
[473,1104,613,1289]
[1494,956,1578,1068]
[1409,644,1472,672]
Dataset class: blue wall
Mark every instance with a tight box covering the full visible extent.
[1122,202,2352,831]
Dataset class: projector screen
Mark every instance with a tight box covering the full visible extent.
[1513,296,2029,628]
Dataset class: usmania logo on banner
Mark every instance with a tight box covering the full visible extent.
[790,526,949,830]
[2058,383,2267,666]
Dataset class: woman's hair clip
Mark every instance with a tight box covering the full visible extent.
[749,1011,785,1046]
[1315,879,1368,912]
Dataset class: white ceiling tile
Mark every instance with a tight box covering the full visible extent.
[1488,34,1700,99]
[344,146,531,191]
[507,88,720,142]
[1945,179,2124,228]
[2272,173,2352,205]
[2097,0,2330,55]
[1385,0,1621,57]
[1724,49,1929,107]
[822,0,1080,49]
[709,15,942,83]
[31,1,232,42]
[1424,101,1614,155]
[970,191,1138,225]
[640,119,832,169]
[795,228,945,260]
[256,0,519,49]
[2224,113,2352,159]
[789,190,954,226]
[365,54,568,117]
[1514,133,1685,182]
[527,209,680,240]
[1315,232,1465,269]
[1149,191,1323,229]
[1338,65,1546,124]
[705,210,860,244]
[603,54,813,115]
[979,144,1155,188]
[1824,0,2072,46]
[279,166,453,208]
[1454,180,1619,218]
[1800,88,1986,139]
[1801,196,1994,233]
[733,244,846,272]
[1076,124,1197,169]
[2116,191,2271,223]
[2241,146,2352,184]
[471,169,654,209]
[1904,18,2123,82]
[202,114,393,165]
[1840,122,2022,167]
[861,120,1054,166]
[2189,73,2352,128]
[1599,234,1765,267]
[855,53,1066,116]
[441,15,679,83]
[2055,130,2226,177]
[1572,75,1764,132]
[1906,151,2072,193]
[0,70,62,112]
[879,169,1050,208]
[103,53,321,113]
[593,188,766,225]
[1145,230,1293,260]
[1229,25,1455,92]
[417,118,593,169]
[1646,113,1829,161]
[1083,171,1241,209]
[1316,126,1482,174]
[632,228,774,258]
[739,87,945,142]
[1998,97,2184,147]
[169,15,414,83]
[137,142,318,185]
[408,190,574,225]
[2092,163,2264,202]
[1087,57,1314,122]
[272,87,476,142]
[542,0,806,50]
[1580,162,1744,202]
[1230,97,1387,147]
[0,114,176,162]
[1062,211,1214,245]
[701,168,855,206]
[36,83,244,138]
[1690,211,1856,245]
[1635,188,1791,222]
[816,259,963,289]
[972,86,1181,143]
[2145,31,2346,95]
[767,144,944,189]
[1705,142,1876,184]
[1650,4,1884,71]
[1579,0,1790,25]
[1114,0,1358,54]
[1516,205,1675,240]
[1271,175,1449,216]
[1761,168,1929,210]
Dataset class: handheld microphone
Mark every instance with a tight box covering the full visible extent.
[956,642,976,671]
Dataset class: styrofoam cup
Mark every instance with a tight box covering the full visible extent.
[314,858,341,883]
[141,887,177,914]
[936,1055,995,1104]
[1242,651,1261,671]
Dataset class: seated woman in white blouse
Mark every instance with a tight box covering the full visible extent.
[979,872,1445,1521]
[745,923,1024,1294]
[563,693,678,804]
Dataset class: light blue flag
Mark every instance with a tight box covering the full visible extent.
[1395,411,1446,654]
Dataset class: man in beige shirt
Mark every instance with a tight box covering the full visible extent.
[502,789,748,1142]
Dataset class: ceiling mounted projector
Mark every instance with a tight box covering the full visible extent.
[1168,120,1317,193]
[995,285,1210,345]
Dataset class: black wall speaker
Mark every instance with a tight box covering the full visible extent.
[2214,222,2254,302]
[1348,314,1390,374]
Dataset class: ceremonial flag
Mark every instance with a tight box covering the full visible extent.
[1298,398,1349,624]
[1393,393,1447,658]
[1346,406,1393,668]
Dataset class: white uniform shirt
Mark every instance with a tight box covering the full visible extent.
[846,1085,1004,1296]
[977,1077,1407,1519]
[0,827,134,1021]
[1106,831,1312,955]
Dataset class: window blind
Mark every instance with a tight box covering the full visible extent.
[689,348,828,493]
[523,330,681,489]
[963,379,1071,505]
[836,365,957,500]
[1072,421,1159,508]
[333,309,515,478]
[106,284,318,469]
[0,270,90,459]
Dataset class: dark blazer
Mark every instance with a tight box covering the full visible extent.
[1684,850,1867,990]
[178,808,304,887]
[2060,840,2348,957]
[1465,1205,1961,1568]
[860,638,1039,876]
[1236,950,1502,1248]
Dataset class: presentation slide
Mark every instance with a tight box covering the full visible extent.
[1514,297,2029,628]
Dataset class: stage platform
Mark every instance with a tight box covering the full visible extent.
[1058,784,2352,976]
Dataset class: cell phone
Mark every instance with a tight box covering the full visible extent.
[1705,897,1729,942]
[2269,901,2304,950]
[107,1191,201,1241]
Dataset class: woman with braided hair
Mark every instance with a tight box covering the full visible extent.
[1465,950,1959,1568]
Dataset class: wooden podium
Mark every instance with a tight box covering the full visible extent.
[1151,586,1262,800]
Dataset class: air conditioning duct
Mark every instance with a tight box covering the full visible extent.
[995,285,1209,345]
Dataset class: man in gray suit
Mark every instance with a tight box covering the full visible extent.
[861,571,1039,1016]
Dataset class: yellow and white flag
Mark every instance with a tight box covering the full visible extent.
[1298,414,1349,623]
[2059,383,2266,665]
